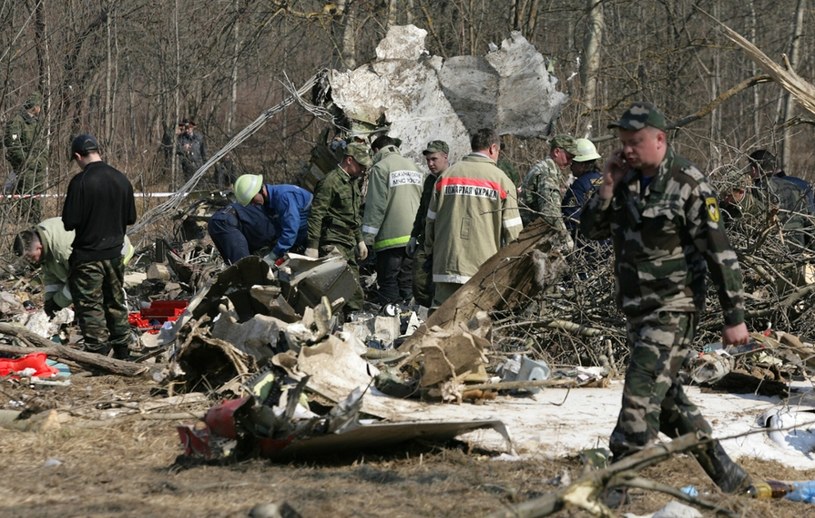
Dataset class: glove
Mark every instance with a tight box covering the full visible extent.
[405,237,418,257]
[43,298,61,318]
[356,241,368,261]
[304,248,319,258]
[262,252,278,266]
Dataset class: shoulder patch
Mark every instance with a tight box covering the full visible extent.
[705,197,720,222]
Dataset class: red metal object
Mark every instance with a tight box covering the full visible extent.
[177,425,212,458]
[204,397,251,439]
[128,299,188,333]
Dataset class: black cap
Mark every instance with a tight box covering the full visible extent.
[71,134,99,156]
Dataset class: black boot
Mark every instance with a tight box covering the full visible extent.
[112,344,131,361]
[693,440,751,493]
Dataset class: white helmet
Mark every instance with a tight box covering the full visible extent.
[234,174,263,206]
[573,138,601,162]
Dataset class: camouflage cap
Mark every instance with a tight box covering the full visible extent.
[550,135,578,155]
[24,91,42,109]
[345,141,372,168]
[608,101,667,131]
[423,140,449,155]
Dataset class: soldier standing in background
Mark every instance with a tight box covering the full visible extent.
[520,135,577,230]
[176,119,207,183]
[4,91,48,222]
[580,102,753,505]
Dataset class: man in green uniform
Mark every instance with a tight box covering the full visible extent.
[580,102,753,504]
[305,142,372,313]
[520,135,577,229]
[4,91,48,222]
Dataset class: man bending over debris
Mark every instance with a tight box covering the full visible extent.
[63,134,137,359]
[580,102,753,503]
[207,202,279,265]
[14,217,134,317]
[305,142,372,313]
[230,174,313,264]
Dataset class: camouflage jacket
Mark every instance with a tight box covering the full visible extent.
[306,165,363,250]
[580,147,745,325]
[520,157,565,230]
[4,109,47,173]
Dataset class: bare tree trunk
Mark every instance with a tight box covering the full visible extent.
[228,0,239,136]
[172,0,181,191]
[710,1,720,163]
[387,0,397,29]
[104,1,113,145]
[524,0,540,37]
[405,0,414,25]
[340,0,357,70]
[749,0,760,140]
[580,0,603,136]
[782,0,807,169]
[33,0,50,190]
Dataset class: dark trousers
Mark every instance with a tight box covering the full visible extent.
[69,256,130,356]
[209,208,249,264]
[374,246,413,304]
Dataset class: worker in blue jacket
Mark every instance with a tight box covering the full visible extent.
[208,203,278,265]
[226,174,312,264]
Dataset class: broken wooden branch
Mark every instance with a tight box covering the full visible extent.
[488,432,735,518]
[0,323,153,377]
[402,218,569,350]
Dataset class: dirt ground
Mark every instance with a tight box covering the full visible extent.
[1,375,814,518]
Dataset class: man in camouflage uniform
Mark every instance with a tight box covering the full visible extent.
[520,135,577,229]
[580,102,753,500]
[305,142,372,313]
[4,91,48,222]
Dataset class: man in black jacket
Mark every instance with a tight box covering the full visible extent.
[62,134,137,359]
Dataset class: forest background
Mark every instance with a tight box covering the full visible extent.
[0,0,812,246]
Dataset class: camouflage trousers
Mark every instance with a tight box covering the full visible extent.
[69,257,131,356]
[319,242,364,313]
[610,311,750,493]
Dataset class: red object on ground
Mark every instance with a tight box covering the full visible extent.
[0,352,59,378]
[128,299,188,333]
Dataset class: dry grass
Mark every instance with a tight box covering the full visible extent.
[1,375,815,517]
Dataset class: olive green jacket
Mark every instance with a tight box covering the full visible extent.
[307,165,363,250]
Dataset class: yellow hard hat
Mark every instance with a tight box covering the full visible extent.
[234,174,263,206]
